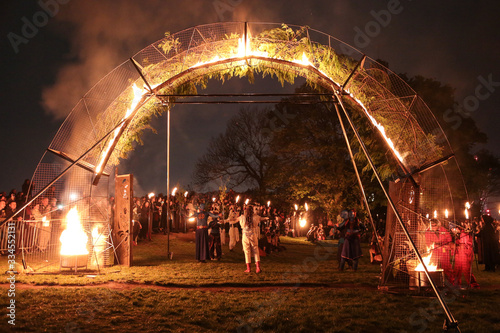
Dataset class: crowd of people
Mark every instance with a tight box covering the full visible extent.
[127,191,291,272]
[125,192,379,273]
[2,179,500,281]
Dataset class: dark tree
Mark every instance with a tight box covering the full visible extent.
[192,108,276,193]
[267,84,397,219]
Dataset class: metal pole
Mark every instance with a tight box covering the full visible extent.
[333,90,459,331]
[166,107,171,258]
[332,102,382,254]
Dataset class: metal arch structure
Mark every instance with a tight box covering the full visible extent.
[17,22,467,328]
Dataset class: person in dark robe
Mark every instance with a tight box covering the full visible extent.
[479,215,499,272]
[139,200,150,240]
[194,203,220,263]
[336,210,349,269]
[208,212,223,260]
[340,210,364,271]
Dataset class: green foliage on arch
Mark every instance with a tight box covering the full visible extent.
[93,24,443,171]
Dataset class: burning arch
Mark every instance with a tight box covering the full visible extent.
[26,22,467,302]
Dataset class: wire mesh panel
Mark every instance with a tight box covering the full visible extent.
[381,158,472,291]
[24,160,111,273]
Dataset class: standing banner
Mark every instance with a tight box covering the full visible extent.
[113,174,133,266]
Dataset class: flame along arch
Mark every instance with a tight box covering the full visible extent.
[29,22,467,284]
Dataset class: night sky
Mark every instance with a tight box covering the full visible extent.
[1,0,499,196]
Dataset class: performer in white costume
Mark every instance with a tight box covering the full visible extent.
[239,205,262,273]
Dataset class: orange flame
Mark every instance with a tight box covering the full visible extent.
[415,244,438,272]
[60,207,89,256]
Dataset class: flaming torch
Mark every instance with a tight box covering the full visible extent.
[299,216,307,228]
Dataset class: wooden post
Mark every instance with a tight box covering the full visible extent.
[113,174,133,266]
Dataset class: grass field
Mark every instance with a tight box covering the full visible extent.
[1,233,499,332]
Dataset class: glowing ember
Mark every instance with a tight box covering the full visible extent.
[415,244,438,272]
[60,207,89,256]
[95,83,144,174]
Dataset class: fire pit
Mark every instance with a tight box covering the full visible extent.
[60,254,88,273]
[409,269,444,291]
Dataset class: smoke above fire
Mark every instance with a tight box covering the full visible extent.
[41,0,216,119]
